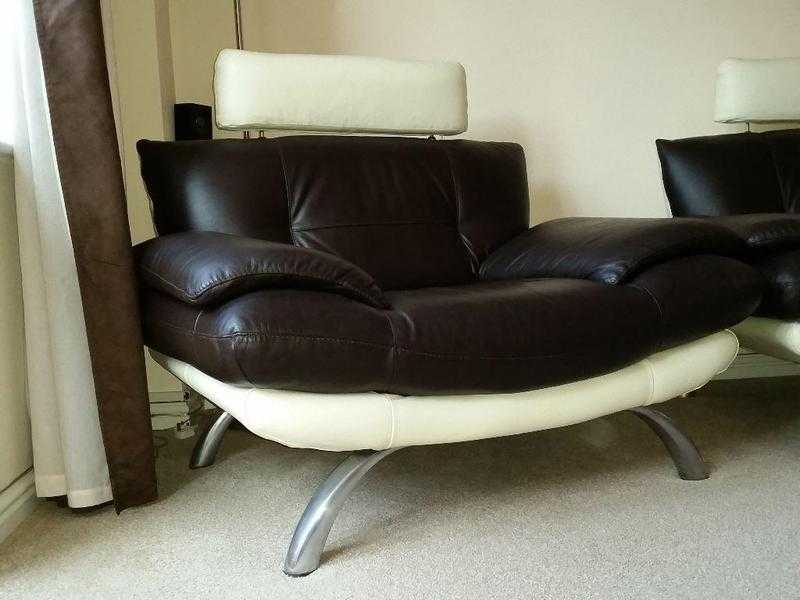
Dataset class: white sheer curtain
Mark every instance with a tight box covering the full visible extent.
[13,0,112,508]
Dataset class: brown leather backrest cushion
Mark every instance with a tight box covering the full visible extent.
[137,135,529,290]
[656,128,800,217]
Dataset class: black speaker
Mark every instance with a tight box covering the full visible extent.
[174,103,212,140]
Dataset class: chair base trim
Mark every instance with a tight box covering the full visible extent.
[732,316,800,364]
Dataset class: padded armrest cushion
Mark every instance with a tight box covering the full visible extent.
[479,217,745,285]
[134,231,389,308]
[711,214,800,250]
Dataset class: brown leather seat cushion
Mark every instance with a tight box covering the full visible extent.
[141,261,761,394]
[137,135,764,394]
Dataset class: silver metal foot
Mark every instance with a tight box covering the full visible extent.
[283,448,401,576]
[629,406,708,480]
[189,411,235,469]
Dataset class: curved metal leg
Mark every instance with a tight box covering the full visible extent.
[189,411,235,469]
[629,406,708,480]
[283,447,402,576]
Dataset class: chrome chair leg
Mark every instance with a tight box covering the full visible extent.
[628,406,708,480]
[283,447,402,576]
[189,411,235,469]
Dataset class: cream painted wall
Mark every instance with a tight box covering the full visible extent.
[169,0,800,222]
[0,148,32,493]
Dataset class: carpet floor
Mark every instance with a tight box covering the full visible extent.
[1,377,798,600]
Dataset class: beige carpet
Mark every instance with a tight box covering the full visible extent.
[1,377,798,600]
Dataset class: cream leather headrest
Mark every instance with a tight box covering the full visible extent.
[715,57,800,123]
[214,50,468,135]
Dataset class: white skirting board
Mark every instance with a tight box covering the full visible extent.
[714,349,800,380]
[0,470,39,545]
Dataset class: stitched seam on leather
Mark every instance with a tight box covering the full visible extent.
[767,144,789,209]
[139,264,384,307]
[275,138,296,244]
[384,395,396,448]
[628,283,665,350]
[290,220,454,233]
[393,346,625,361]
[151,317,614,360]
[442,144,480,272]
[191,309,204,366]
[642,357,656,405]
[151,318,608,360]
[628,283,664,321]
[147,319,392,347]
[231,336,254,384]
[383,311,399,387]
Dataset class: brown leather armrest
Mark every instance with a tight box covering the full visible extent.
[480,217,745,285]
[134,231,389,308]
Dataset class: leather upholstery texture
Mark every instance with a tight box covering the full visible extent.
[138,136,529,290]
[141,289,394,393]
[134,231,389,308]
[382,279,659,394]
[137,135,763,394]
[751,249,800,318]
[480,217,745,284]
[711,214,800,250]
[656,129,800,217]
[627,255,762,350]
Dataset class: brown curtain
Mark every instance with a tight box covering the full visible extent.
[33,0,157,511]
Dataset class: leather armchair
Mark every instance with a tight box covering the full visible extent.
[137,133,763,574]
[657,129,800,361]
[134,50,764,576]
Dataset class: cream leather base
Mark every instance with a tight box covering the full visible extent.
[732,317,800,364]
[151,330,738,452]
